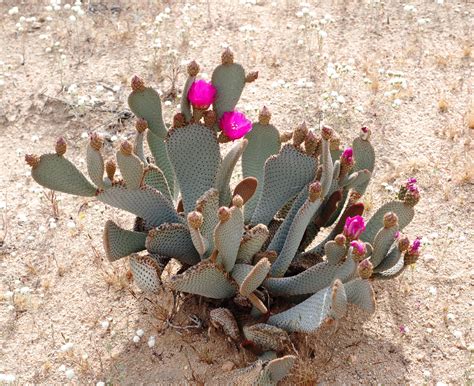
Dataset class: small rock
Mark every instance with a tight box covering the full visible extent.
[221,361,235,372]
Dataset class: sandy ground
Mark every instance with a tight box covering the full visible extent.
[0,0,473,384]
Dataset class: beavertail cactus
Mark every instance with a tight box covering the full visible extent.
[25,49,423,384]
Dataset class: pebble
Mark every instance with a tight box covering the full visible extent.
[132,335,140,343]
[65,369,75,379]
[136,329,144,337]
[221,361,235,372]
[100,320,110,329]
[61,342,74,352]
[147,336,156,348]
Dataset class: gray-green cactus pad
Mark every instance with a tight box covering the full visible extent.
[128,86,167,138]
[166,124,221,214]
[103,220,146,261]
[31,154,97,197]
[211,62,246,118]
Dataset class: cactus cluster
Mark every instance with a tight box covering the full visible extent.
[26,49,421,384]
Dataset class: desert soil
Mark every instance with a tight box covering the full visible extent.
[0,0,473,384]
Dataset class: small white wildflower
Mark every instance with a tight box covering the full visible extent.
[65,369,75,379]
[132,335,140,343]
[336,95,345,104]
[428,286,437,295]
[96,382,106,386]
[110,135,118,142]
[164,101,172,107]
[31,134,40,142]
[392,99,402,108]
[38,225,47,233]
[318,30,328,39]
[45,5,53,11]
[422,370,431,378]
[100,320,110,329]
[58,364,66,372]
[297,39,304,46]
[8,6,19,15]
[19,287,31,294]
[148,336,156,348]
[7,305,15,311]
[4,291,14,300]
[164,7,171,13]
[61,342,74,352]
[67,84,78,94]
[49,222,57,229]
[295,11,304,18]
[64,4,71,10]
[67,220,76,229]
[453,330,463,339]
[68,15,76,22]
[136,329,145,337]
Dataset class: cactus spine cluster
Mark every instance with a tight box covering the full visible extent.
[26,50,422,384]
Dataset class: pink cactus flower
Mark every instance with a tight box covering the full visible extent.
[187,80,217,110]
[410,237,422,253]
[343,215,366,240]
[341,147,354,164]
[219,111,252,140]
[350,240,366,256]
[405,177,419,192]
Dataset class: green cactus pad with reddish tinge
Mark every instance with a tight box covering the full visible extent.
[103,220,146,261]
[31,154,97,197]
[166,124,221,214]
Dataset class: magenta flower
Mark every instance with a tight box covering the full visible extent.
[350,240,366,256]
[341,147,354,164]
[187,80,217,110]
[219,111,252,140]
[410,237,422,253]
[343,215,366,240]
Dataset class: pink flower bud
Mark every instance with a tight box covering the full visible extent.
[343,215,366,240]
[410,237,422,253]
[350,240,366,256]
[219,111,253,140]
[341,147,353,164]
[187,80,217,110]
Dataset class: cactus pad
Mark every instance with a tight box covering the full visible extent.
[103,220,146,261]
[130,254,162,293]
[128,86,167,138]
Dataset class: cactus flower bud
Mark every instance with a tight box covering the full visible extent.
[219,111,252,140]
[350,240,366,260]
[232,194,244,208]
[131,75,145,92]
[120,140,133,155]
[187,80,217,110]
[218,206,231,222]
[136,118,148,133]
[343,215,366,240]
[404,237,421,265]
[383,212,399,228]
[293,122,308,146]
[258,106,271,125]
[398,178,420,206]
[25,154,40,169]
[187,60,200,77]
[308,181,322,202]
[187,211,204,229]
[341,147,354,165]
[358,259,373,279]
[360,126,371,140]
[334,234,346,246]
[173,112,186,128]
[55,137,67,156]
[245,71,259,83]
[105,159,116,180]
[304,130,318,155]
[203,110,217,128]
[321,125,334,141]
[89,132,104,151]
[398,234,410,252]
[221,48,234,65]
